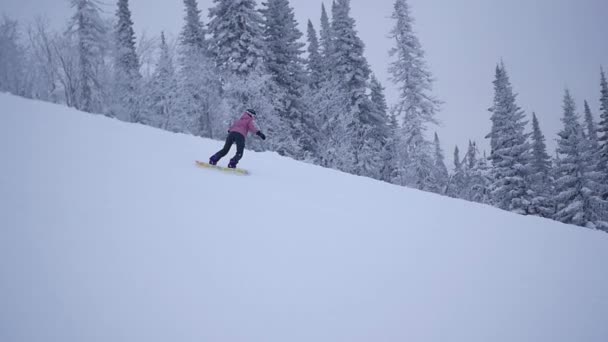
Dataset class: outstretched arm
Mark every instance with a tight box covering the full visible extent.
[249,120,265,139]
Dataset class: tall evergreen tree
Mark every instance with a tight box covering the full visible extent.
[318,3,333,79]
[261,0,312,159]
[261,0,305,92]
[113,0,142,122]
[597,68,608,202]
[529,112,554,217]
[305,77,351,170]
[429,132,449,194]
[182,0,206,50]
[305,20,323,89]
[380,112,400,183]
[329,0,374,174]
[554,90,606,228]
[177,0,221,137]
[447,145,465,198]
[466,145,492,204]
[446,141,490,203]
[465,140,477,170]
[68,0,107,113]
[208,0,266,75]
[331,0,369,100]
[487,63,532,214]
[583,100,600,152]
[359,74,391,179]
[147,32,179,131]
[388,0,440,190]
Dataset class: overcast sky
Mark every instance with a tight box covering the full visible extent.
[2,0,607,162]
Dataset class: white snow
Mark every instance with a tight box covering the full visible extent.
[1,93,607,342]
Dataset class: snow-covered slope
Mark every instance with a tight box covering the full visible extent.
[1,93,607,342]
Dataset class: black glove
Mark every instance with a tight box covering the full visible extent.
[256,131,266,140]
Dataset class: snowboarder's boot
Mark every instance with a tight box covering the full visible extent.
[209,155,219,166]
[228,158,238,169]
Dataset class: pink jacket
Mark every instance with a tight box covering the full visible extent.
[229,112,259,137]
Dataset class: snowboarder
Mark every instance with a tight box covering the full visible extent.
[209,109,266,168]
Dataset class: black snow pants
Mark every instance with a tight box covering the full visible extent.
[212,131,246,164]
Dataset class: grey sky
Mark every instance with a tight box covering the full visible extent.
[2,0,607,162]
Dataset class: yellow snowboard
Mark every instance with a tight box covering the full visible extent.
[195,161,249,175]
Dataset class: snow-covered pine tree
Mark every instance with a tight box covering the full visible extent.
[460,141,490,203]
[528,112,555,217]
[582,100,604,222]
[447,145,465,198]
[147,32,179,131]
[553,89,606,228]
[113,0,142,122]
[487,63,533,214]
[428,132,449,194]
[261,0,305,92]
[469,148,492,204]
[360,74,391,180]
[303,77,350,170]
[583,100,600,153]
[305,20,323,89]
[261,0,315,160]
[331,0,369,100]
[208,0,266,75]
[465,140,477,170]
[597,68,608,203]
[331,0,385,177]
[318,3,333,80]
[67,0,108,113]
[388,0,440,190]
[177,0,222,137]
[380,112,400,183]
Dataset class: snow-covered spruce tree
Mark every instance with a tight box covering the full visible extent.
[147,32,179,131]
[428,132,449,194]
[305,20,323,89]
[486,63,533,214]
[446,145,465,198]
[582,100,606,223]
[360,74,391,180]
[380,111,400,183]
[584,100,600,153]
[459,141,491,203]
[208,0,265,75]
[112,0,142,122]
[177,0,222,137]
[528,112,555,217]
[597,68,608,204]
[553,89,606,228]
[470,148,492,204]
[388,0,440,190]
[331,0,380,176]
[67,0,108,113]
[318,3,333,80]
[302,77,349,168]
[261,0,316,160]
[460,140,478,200]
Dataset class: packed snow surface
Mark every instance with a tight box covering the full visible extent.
[1,93,607,342]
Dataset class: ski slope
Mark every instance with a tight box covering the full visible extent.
[1,93,607,342]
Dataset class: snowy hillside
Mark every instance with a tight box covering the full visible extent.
[1,93,607,342]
